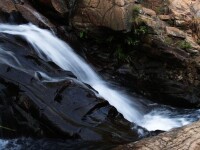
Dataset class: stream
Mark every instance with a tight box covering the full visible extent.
[0,23,200,149]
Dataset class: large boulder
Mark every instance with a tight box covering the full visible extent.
[72,0,135,31]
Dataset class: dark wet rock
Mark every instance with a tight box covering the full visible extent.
[0,33,143,143]
[2,137,115,150]
[81,31,200,108]
[114,39,200,107]
[89,38,200,108]
[39,0,69,15]
[27,0,78,26]
[0,0,55,28]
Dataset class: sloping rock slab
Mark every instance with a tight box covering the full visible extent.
[0,32,141,143]
[115,120,200,150]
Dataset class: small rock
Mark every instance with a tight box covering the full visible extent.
[142,7,156,17]
[166,26,186,39]
[159,15,171,21]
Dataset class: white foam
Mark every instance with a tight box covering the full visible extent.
[0,139,8,149]
[140,114,190,131]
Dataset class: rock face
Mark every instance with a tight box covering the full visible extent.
[111,0,200,106]
[114,120,200,150]
[72,0,135,31]
[169,0,199,25]
[168,0,200,43]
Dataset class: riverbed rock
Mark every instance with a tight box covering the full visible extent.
[142,7,156,17]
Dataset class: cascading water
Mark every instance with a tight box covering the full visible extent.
[0,23,200,133]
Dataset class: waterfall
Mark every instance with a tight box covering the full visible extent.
[0,23,200,132]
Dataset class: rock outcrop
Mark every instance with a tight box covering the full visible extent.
[72,0,135,31]
[115,120,200,150]
[103,0,200,107]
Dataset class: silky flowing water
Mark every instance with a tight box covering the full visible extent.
[0,24,200,148]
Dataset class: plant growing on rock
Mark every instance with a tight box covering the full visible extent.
[79,29,88,39]
[114,45,134,64]
[132,5,141,17]
[132,5,143,26]
[178,40,192,50]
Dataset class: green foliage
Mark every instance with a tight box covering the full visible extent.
[114,46,125,61]
[178,40,192,50]
[77,11,148,65]
[132,5,141,18]
[125,36,139,46]
[132,5,143,26]
[106,36,114,43]
[104,25,148,64]
[134,26,148,35]
[79,30,88,39]
[114,45,133,63]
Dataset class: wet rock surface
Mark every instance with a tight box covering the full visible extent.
[0,34,143,143]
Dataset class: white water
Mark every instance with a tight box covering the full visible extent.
[0,24,199,133]
[0,140,8,149]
